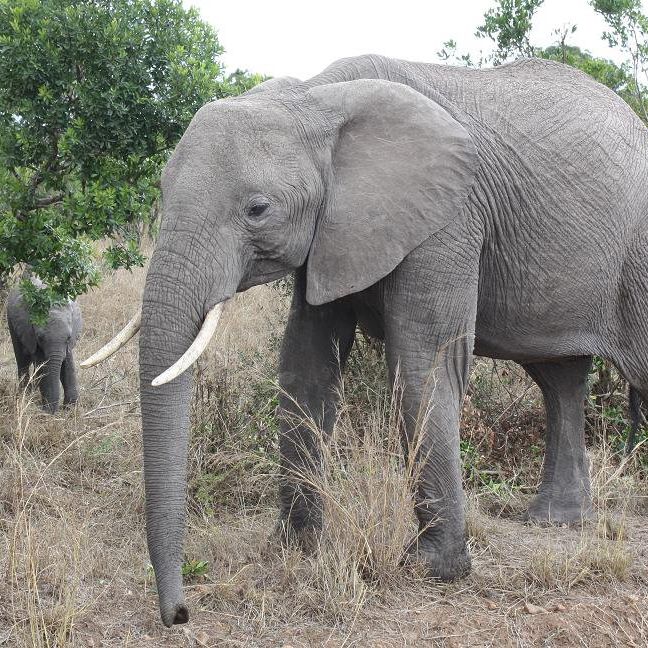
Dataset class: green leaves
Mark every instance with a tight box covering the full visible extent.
[0,0,260,318]
[540,43,621,82]
[476,0,546,64]
[591,0,648,123]
[181,559,209,580]
[17,231,100,325]
[217,69,269,97]
[105,239,145,271]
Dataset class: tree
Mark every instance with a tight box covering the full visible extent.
[440,0,548,67]
[437,39,478,67]
[220,69,269,96]
[0,0,252,322]
[476,0,545,64]
[539,43,634,95]
[591,0,648,121]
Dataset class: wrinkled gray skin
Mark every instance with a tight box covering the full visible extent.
[138,55,648,626]
[7,282,82,413]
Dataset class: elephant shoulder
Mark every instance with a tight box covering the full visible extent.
[6,288,36,354]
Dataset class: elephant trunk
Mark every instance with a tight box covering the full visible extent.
[39,353,64,413]
[139,275,206,627]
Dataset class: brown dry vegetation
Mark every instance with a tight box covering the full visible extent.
[1,263,647,647]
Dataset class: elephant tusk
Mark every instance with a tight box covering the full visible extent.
[151,302,225,387]
[80,309,142,367]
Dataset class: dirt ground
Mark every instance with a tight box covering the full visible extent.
[0,263,646,647]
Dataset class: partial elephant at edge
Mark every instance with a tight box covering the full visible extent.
[83,53,648,627]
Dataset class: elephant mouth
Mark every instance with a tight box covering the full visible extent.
[237,267,289,291]
[81,300,228,385]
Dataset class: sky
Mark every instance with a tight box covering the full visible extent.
[183,0,647,80]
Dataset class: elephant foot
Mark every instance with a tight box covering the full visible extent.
[275,518,322,554]
[41,401,60,414]
[402,536,471,581]
[63,395,79,407]
[277,485,323,552]
[525,492,594,526]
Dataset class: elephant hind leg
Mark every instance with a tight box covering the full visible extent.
[626,386,644,453]
[616,232,648,452]
[523,356,594,525]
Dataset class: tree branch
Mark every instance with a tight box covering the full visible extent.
[32,193,66,209]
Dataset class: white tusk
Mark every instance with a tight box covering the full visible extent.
[80,309,142,367]
[151,302,225,387]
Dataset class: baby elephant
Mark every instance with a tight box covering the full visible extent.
[6,282,82,413]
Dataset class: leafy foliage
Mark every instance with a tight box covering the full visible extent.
[537,42,642,114]
[475,0,545,64]
[437,39,478,67]
[0,0,260,322]
[181,559,209,580]
[591,0,648,121]
[220,68,269,96]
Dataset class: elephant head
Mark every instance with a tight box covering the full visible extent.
[85,78,478,625]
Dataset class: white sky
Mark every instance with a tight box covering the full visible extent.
[183,0,647,79]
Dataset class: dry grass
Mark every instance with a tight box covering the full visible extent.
[525,534,633,592]
[276,375,425,622]
[0,263,647,647]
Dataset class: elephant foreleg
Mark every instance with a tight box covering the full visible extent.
[379,225,480,580]
[626,386,643,453]
[8,322,31,390]
[388,329,475,581]
[277,269,357,548]
[523,356,594,525]
[37,354,63,414]
[61,349,79,406]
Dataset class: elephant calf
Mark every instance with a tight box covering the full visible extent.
[6,279,82,413]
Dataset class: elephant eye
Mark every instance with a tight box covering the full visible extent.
[247,202,270,218]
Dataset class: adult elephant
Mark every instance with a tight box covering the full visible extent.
[84,55,648,626]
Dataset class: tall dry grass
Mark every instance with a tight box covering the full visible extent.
[276,371,425,622]
[0,263,646,646]
[1,381,123,647]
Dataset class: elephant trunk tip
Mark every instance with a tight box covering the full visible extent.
[160,600,189,627]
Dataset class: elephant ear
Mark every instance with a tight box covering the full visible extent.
[305,79,479,305]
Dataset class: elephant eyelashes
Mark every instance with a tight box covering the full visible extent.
[247,202,270,218]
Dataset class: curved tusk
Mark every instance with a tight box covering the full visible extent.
[151,302,225,387]
[80,309,142,367]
